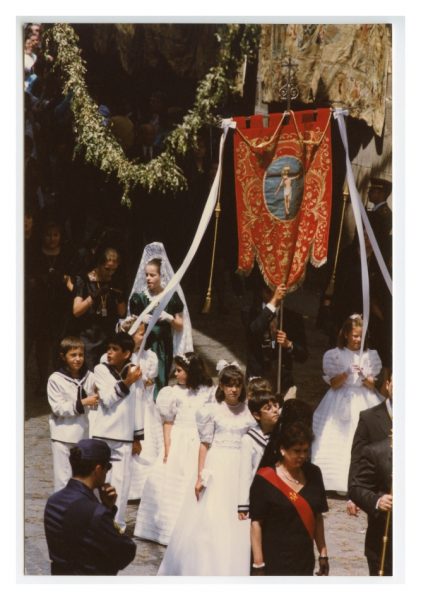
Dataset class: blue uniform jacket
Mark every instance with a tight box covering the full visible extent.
[44,478,136,575]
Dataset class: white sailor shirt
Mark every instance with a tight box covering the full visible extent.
[91,362,144,443]
[237,424,271,513]
[48,368,96,443]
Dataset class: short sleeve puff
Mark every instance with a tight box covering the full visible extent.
[322,348,343,381]
[156,386,177,422]
[167,291,184,316]
[196,403,216,444]
[363,349,382,378]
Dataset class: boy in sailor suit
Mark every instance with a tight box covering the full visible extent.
[91,332,142,532]
[237,391,280,518]
[127,320,159,500]
[48,336,99,492]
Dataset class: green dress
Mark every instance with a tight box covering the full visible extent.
[129,290,184,399]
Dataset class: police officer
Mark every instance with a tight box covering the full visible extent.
[44,439,136,575]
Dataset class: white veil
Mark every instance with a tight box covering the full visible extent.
[128,241,193,355]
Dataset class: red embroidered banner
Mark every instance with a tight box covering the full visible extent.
[233,109,332,290]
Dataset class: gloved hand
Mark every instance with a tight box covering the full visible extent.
[119,315,138,332]
[142,314,152,324]
[316,556,329,576]
[158,310,174,323]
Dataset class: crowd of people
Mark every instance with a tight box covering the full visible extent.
[24,24,393,578]
[24,22,220,392]
[42,276,393,576]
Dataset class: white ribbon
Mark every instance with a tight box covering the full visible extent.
[333,112,392,297]
[130,119,235,351]
[334,109,392,358]
[333,110,368,355]
[357,198,392,294]
[333,108,379,358]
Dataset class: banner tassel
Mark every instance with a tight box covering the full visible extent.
[201,199,222,314]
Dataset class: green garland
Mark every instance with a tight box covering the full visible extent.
[45,23,260,206]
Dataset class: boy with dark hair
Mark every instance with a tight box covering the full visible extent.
[48,336,99,491]
[237,391,280,518]
[91,332,142,532]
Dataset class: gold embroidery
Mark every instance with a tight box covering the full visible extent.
[289,491,298,502]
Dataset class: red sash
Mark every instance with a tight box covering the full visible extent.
[257,466,315,540]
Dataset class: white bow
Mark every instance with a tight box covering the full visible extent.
[216,359,240,373]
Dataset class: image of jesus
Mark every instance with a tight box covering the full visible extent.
[275,165,301,216]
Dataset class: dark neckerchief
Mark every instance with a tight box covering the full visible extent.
[246,426,270,449]
[104,360,132,382]
[58,364,89,380]
[57,365,89,401]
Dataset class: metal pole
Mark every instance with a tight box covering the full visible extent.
[276,300,284,395]
[379,430,393,576]
[279,56,299,111]
[325,180,350,297]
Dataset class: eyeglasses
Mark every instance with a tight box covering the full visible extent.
[261,402,280,412]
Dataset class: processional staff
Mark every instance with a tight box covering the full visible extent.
[324,180,350,299]
[276,56,299,395]
[378,428,393,576]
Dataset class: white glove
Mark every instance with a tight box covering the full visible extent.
[119,315,138,332]
[159,310,174,323]
[142,314,152,324]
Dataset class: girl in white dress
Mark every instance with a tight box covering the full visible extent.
[158,363,255,576]
[134,353,215,545]
[311,314,382,493]
[126,321,159,500]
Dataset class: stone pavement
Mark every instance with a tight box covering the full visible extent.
[23,285,371,577]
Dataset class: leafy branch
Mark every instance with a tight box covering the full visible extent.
[45,23,260,206]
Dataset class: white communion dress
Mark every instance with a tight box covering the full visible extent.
[312,346,382,492]
[158,400,255,576]
[133,383,215,544]
[127,348,161,500]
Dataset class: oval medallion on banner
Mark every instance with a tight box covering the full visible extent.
[263,156,303,220]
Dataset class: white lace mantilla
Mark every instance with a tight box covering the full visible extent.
[128,241,193,355]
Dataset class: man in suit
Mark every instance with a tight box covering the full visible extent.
[367,177,392,260]
[348,371,392,495]
[241,281,308,397]
[349,437,392,575]
[44,439,136,575]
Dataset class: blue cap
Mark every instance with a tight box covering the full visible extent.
[76,439,111,463]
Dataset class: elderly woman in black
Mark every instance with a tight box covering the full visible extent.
[250,421,329,576]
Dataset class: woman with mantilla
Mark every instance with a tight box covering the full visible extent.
[127,242,193,399]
